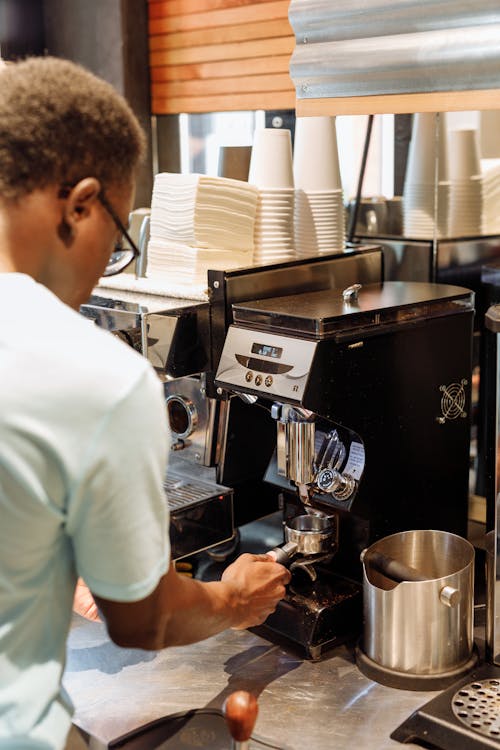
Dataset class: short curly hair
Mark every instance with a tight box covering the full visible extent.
[0,56,146,201]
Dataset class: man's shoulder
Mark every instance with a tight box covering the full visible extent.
[1,276,158,405]
[61,312,157,404]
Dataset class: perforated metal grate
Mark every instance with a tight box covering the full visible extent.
[164,474,227,511]
[452,679,500,740]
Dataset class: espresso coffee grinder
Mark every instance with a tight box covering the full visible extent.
[215,281,474,659]
[81,249,383,563]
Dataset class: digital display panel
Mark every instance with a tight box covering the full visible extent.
[251,342,283,359]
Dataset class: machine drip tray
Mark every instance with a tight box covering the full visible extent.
[392,663,500,749]
[164,467,234,561]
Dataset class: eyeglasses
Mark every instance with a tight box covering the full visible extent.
[97,191,140,276]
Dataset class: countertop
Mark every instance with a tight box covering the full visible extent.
[64,613,439,750]
[64,513,492,749]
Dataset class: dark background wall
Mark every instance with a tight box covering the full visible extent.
[0,0,44,57]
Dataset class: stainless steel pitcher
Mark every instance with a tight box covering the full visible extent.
[361,529,475,678]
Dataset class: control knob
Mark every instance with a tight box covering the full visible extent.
[315,468,356,501]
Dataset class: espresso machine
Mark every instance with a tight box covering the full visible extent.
[215,280,475,658]
[79,291,236,561]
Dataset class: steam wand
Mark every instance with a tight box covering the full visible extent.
[222,690,259,750]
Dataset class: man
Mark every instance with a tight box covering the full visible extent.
[0,57,290,750]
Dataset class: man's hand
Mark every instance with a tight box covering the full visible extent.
[92,554,290,649]
[221,553,291,629]
[73,577,101,621]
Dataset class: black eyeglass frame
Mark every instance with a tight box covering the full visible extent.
[57,184,140,277]
[97,191,140,277]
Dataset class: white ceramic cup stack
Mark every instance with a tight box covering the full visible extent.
[248,128,295,264]
[448,128,483,237]
[403,113,449,238]
[293,116,345,256]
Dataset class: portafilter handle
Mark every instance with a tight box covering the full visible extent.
[222,690,259,750]
[267,541,298,566]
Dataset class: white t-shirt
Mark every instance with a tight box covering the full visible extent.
[0,274,170,749]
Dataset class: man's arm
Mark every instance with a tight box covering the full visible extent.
[92,552,290,650]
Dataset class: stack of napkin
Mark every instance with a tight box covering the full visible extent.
[147,173,259,287]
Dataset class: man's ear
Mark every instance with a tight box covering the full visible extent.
[64,177,101,224]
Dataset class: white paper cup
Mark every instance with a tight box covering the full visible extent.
[405,113,440,188]
[448,129,481,180]
[293,116,342,191]
[248,129,294,189]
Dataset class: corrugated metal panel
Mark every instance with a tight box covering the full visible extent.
[289,0,500,103]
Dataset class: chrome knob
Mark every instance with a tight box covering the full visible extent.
[342,283,362,302]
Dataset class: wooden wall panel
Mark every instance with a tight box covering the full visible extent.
[148,0,275,19]
[148,0,295,114]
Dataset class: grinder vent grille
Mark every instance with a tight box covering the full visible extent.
[452,679,500,739]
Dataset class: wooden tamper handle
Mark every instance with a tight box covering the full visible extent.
[222,690,258,750]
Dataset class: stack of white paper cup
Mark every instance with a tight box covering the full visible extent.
[448,128,483,236]
[249,128,295,264]
[293,116,345,256]
[448,128,481,181]
[248,128,294,189]
[253,189,295,264]
[436,114,451,237]
[293,116,342,191]
[403,113,449,238]
[481,160,500,234]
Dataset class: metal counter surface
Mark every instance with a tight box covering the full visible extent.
[64,613,435,750]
